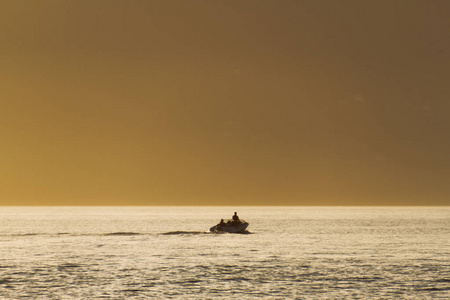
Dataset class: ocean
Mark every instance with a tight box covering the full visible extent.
[0,206,449,299]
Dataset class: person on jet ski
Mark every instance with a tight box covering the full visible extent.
[232,212,240,223]
[217,219,225,229]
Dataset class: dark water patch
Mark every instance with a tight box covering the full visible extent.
[3,232,76,238]
[160,231,206,235]
[122,289,145,293]
[32,267,49,273]
[296,271,326,278]
[348,276,383,283]
[198,253,216,256]
[192,265,210,271]
[10,271,30,276]
[180,279,202,284]
[224,276,252,282]
[57,263,82,271]
[296,265,311,269]
[0,265,14,269]
[4,233,40,237]
[120,268,139,272]
[435,278,450,283]
[418,287,450,291]
[258,259,283,264]
[104,232,141,236]
[216,264,235,268]
[0,278,11,284]
[163,291,182,297]
[311,252,340,255]
[244,292,272,297]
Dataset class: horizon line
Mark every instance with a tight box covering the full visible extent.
[0,205,448,208]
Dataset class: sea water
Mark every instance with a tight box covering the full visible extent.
[0,206,449,299]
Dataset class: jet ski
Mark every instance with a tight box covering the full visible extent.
[210,219,249,233]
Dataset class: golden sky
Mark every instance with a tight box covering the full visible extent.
[1,0,449,206]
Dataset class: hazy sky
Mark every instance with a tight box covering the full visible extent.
[1,0,449,206]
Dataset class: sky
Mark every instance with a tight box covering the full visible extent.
[1,0,449,206]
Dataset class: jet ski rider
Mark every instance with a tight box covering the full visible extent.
[232,212,240,223]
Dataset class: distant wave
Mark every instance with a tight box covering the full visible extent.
[2,232,143,237]
[1,231,255,237]
[16,233,39,236]
[160,230,254,235]
[0,233,41,237]
[104,232,141,236]
[57,263,82,270]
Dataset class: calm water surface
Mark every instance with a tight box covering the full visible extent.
[0,206,449,299]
